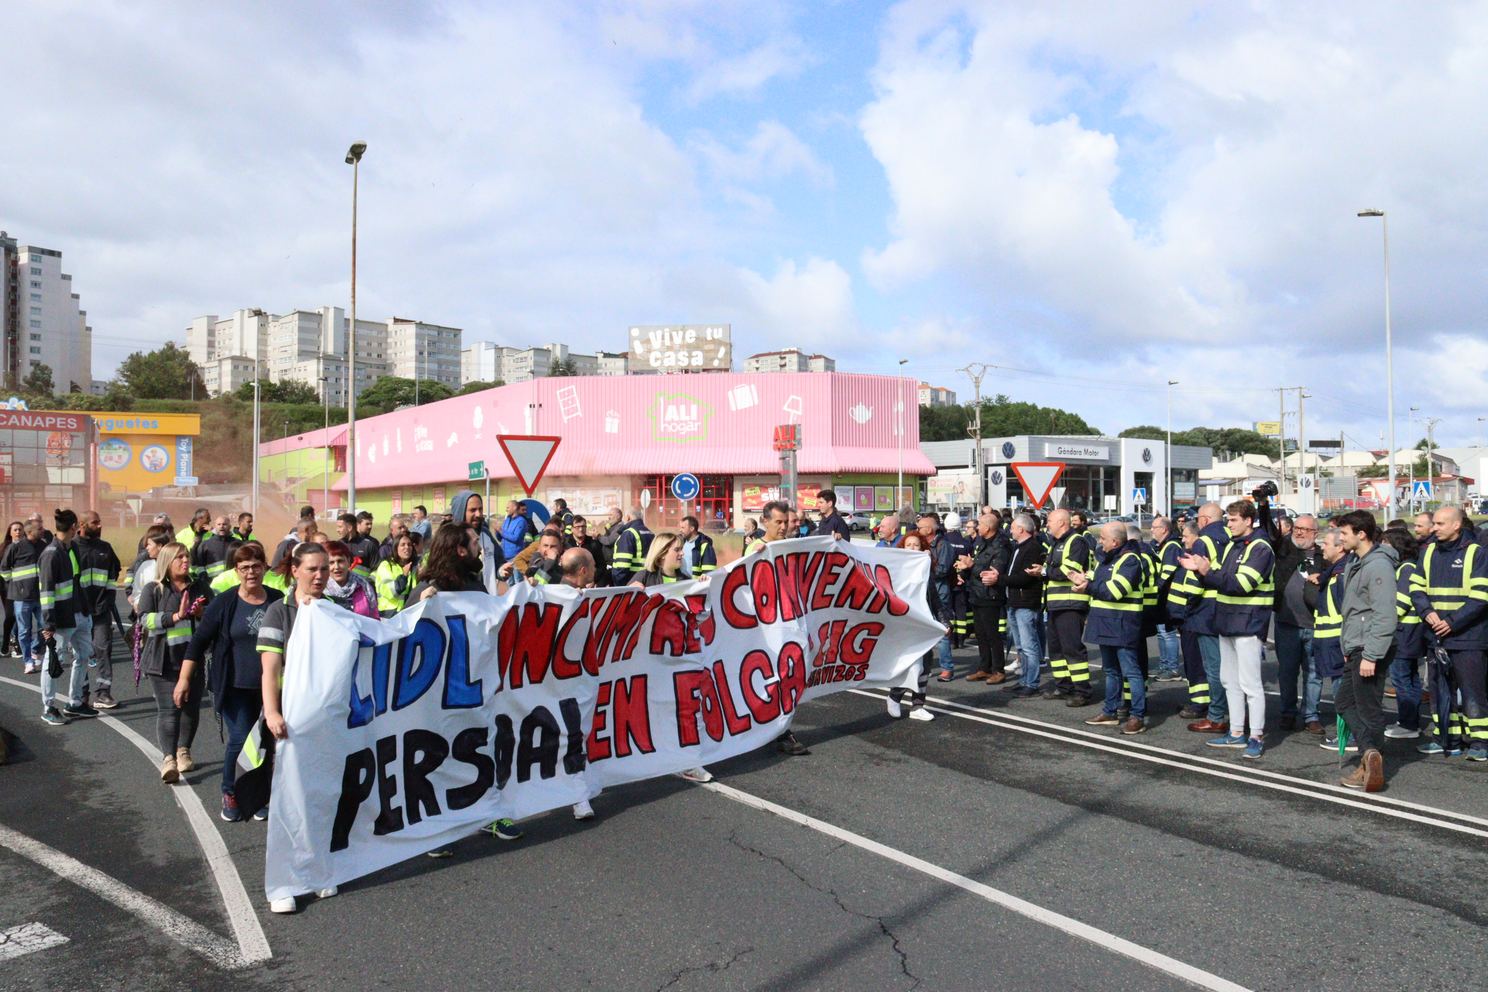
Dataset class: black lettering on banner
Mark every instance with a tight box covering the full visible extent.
[516,708,560,783]
[401,728,449,826]
[559,697,587,775]
[330,747,376,852]
[373,734,405,835]
[493,714,515,789]
[447,727,494,811]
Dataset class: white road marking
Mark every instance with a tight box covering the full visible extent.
[0,921,68,962]
[849,687,1488,840]
[704,781,1253,992]
[0,675,271,966]
[0,825,246,969]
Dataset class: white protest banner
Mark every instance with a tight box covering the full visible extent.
[265,536,944,903]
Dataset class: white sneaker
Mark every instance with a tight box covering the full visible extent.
[908,706,935,722]
[1384,724,1421,739]
[572,800,595,820]
[269,897,297,914]
[1004,663,1022,675]
[675,767,713,784]
[316,886,337,899]
[886,695,903,719]
[23,663,38,675]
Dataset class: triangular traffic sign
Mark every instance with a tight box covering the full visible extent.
[496,434,561,496]
[1010,461,1066,508]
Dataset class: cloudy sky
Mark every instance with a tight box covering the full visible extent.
[4,0,1486,445]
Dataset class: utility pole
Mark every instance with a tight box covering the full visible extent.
[960,363,991,509]
[1424,415,1441,501]
[1277,387,1287,497]
[1298,387,1308,489]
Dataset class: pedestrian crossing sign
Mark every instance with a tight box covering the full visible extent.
[1132,487,1148,504]
[1412,480,1433,500]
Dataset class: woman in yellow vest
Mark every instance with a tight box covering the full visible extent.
[374,533,421,617]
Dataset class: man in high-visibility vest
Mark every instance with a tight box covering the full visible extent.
[1182,502,1232,734]
[1076,522,1149,734]
[1411,506,1488,760]
[1038,508,1094,705]
[1312,528,1348,749]
[609,507,654,586]
[1149,515,1185,682]
[745,500,810,755]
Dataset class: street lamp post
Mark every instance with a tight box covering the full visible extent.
[896,358,908,507]
[320,375,330,515]
[1357,209,1395,519]
[1166,379,1178,515]
[346,141,367,510]
[250,375,260,520]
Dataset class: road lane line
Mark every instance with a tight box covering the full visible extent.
[866,688,1488,828]
[703,781,1253,992]
[848,688,1488,840]
[0,675,271,966]
[0,825,247,969]
[0,921,69,962]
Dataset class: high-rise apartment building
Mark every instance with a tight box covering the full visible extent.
[0,233,93,392]
[387,318,460,390]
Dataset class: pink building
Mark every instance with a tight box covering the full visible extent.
[259,371,933,528]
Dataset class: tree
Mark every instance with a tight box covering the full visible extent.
[457,380,503,395]
[1120,424,1275,459]
[918,396,1100,443]
[355,375,453,412]
[21,363,54,395]
[114,342,204,399]
[235,378,319,404]
[548,358,579,377]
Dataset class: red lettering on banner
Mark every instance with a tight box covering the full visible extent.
[810,553,848,611]
[836,561,877,612]
[739,649,782,724]
[719,566,755,630]
[777,641,806,714]
[588,681,613,760]
[711,660,753,736]
[674,670,723,745]
[619,595,667,662]
[500,603,562,689]
[590,674,654,758]
[871,565,911,616]
[682,594,715,647]
[598,592,650,667]
[750,558,779,624]
[552,598,590,679]
[774,552,807,622]
[648,599,689,657]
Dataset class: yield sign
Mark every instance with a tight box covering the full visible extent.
[1010,461,1066,507]
[496,435,561,496]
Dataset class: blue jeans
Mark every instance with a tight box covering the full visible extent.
[1101,644,1146,718]
[41,616,92,714]
[1199,634,1228,723]
[935,634,953,675]
[1156,624,1180,672]
[1388,653,1422,731]
[1274,623,1321,723]
[1010,607,1043,688]
[14,600,42,663]
[219,687,262,796]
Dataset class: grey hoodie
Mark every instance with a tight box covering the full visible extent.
[1340,542,1400,662]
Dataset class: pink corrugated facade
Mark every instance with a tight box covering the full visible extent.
[262,372,933,487]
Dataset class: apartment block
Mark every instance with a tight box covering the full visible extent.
[742,348,835,373]
[0,233,93,391]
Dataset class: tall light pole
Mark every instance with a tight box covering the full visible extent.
[346,141,367,510]
[960,363,990,509]
[320,375,330,515]
[896,359,908,507]
[1358,208,1395,518]
[1166,379,1178,515]
[250,375,261,520]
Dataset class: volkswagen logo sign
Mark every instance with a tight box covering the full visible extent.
[991,470,1004,485]
[1142,447,1153,464]
[1001,441,1015,459]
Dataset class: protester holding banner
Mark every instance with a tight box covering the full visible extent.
[746,501,810,756]
[373,533,421,617]
[323,541,379,618]
[179,542,283,821]
[629,532,686,587]
[414,524,490,600]
[138,541,211,783]
[887,531,938,722]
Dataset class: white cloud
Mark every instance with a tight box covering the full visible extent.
[855,0,1488,441]
[690,121,834,187]
[686,34,815,103]
[735,257,857,348]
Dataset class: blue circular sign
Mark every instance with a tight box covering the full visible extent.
[1001,441,1016,459]
[670,473,701,502]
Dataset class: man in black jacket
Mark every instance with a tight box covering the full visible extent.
[75,511,123,709]
[965,512,1012,683]
[815,490,853,542]
[1273,513,1323,730]
[38,509,97,723]
[1000,512,1047,697]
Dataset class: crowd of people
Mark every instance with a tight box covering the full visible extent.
[870,494,1488,793]
[4,484,1483,911]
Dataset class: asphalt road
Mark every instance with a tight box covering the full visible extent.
[2,632,1485,992]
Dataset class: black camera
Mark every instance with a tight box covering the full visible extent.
[1252,480,1278,500]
